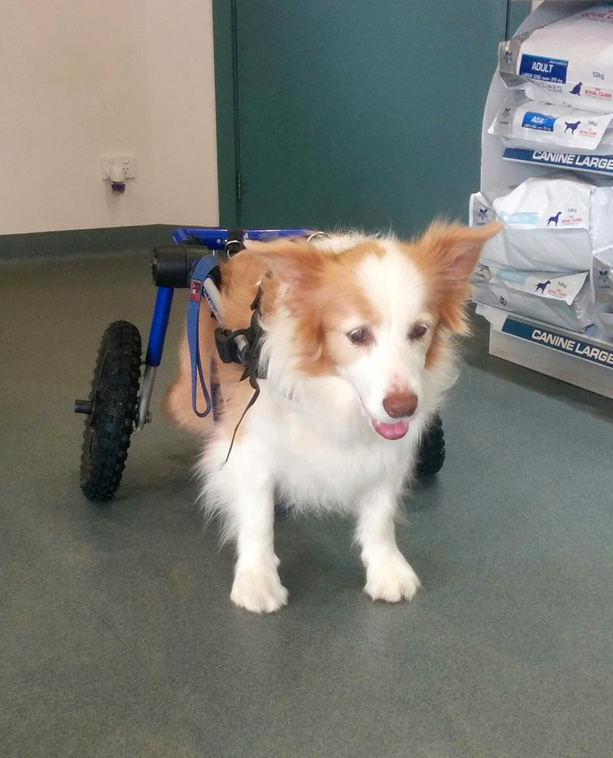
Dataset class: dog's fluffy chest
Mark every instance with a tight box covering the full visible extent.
[244,380,419,509]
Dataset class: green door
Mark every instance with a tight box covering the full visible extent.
[215,1,527,236]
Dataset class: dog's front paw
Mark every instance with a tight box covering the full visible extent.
[231,568,288,614]
[364,553,421,603]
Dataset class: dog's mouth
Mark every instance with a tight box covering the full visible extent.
[357,397,410,440]
[371,419,409,441]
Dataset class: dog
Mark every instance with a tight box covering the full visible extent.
[535,279,551,294]
[547,211,562,226]
[564,120,581,134]
[163,222,501,613]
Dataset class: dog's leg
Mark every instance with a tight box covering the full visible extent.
[356,484,420,603]
[218,463,288,614]
[230,498,288,614]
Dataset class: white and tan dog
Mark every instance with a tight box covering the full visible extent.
[164,222,501,613]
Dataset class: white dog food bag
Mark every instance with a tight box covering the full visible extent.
[471,175,613,272]
[592,246,613,302]
[493,174,591,231]
[489,92,613,154]
[597,308,613,336]
[499,2,613,113]
[471,265,595,331]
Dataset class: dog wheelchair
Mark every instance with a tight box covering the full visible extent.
[75,227,446,502]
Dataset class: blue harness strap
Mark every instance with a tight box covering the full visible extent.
[186,255,221,418]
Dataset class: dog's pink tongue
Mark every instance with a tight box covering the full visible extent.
[372,419,409,440]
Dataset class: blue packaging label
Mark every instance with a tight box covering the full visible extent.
[519,54,568,83]
[501,317,613,368]
[503,148,613,176]
[496,269,529,285]
[497,211,539,226]
[522,111,557,131]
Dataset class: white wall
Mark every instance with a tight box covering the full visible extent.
[144,0,219,227]
[0,0,218,235]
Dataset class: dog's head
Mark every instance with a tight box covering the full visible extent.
[255,222,501,440]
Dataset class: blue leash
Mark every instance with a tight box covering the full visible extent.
[186,253,263,463]
[186,255,221,418]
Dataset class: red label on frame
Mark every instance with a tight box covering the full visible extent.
[189,279,201,301]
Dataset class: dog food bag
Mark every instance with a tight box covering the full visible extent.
[471,265,595,332]
[470,189,592,271]
[489,92,613,154]
[471,175,613,271]
[597,308,613,336]
[592,245,613,302]
[499,2,613,113]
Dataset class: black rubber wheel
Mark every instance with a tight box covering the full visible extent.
[416,414,445,478]
[78,321,142,502]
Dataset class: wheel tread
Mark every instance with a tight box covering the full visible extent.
[416,414,446,478]
[79,321,142,502]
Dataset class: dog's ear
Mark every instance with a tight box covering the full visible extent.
[248,239,327,288]
[246,238,334,376]
[414,221,502,333]
[421,221,502,283]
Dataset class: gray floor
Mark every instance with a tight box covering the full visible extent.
[1,251,612,758]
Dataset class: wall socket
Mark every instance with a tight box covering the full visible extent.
[101,156,136,181]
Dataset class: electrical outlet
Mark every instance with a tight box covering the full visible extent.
[101,156,136,181]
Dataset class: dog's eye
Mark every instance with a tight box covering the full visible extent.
[347,327,369,345]
[409,323,428,341]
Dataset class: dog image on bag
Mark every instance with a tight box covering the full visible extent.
[564,120,581,134]
[164,222,501,613]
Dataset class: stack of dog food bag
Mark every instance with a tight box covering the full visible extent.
[470,2,613,340]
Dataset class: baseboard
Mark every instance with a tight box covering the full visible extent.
[0,224,180,260]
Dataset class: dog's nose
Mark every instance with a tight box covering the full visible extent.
[383,390,418,419]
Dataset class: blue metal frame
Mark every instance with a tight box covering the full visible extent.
[145,286,174,368]
[172,227,314,248]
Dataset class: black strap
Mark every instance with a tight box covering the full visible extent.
[222,364,261,465]
[218,283,266,465]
